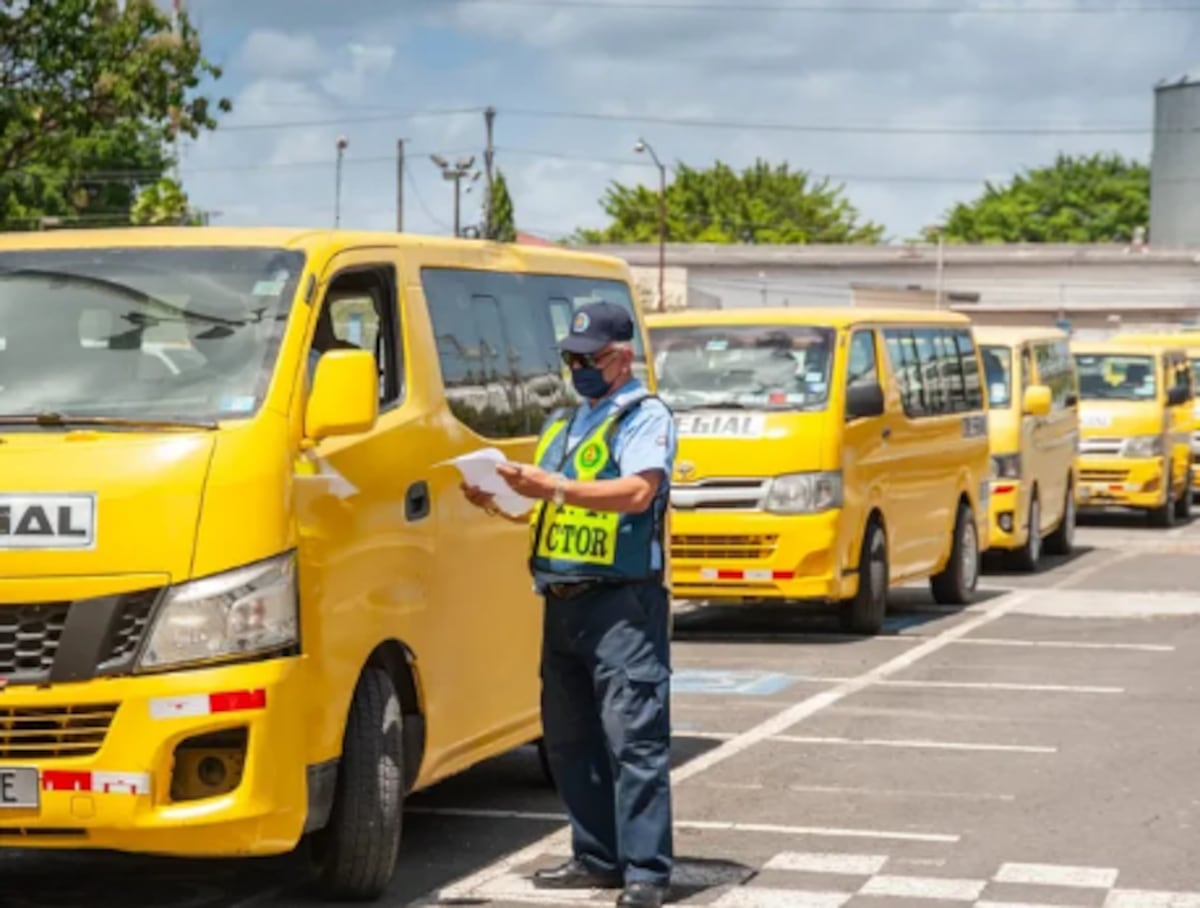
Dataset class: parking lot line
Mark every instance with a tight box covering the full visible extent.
[859,874,987,900]
[786,783,1016,802]
[762,851,889,874]
[952,637,1175,653]
[995,863,1120,888]
[420,552,1129,907]
[676,731,1056,753]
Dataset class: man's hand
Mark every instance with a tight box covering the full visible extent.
[460,482,500,516]
[496,462,557,501]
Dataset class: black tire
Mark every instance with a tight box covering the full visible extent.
[1008,490,1041,573]
[931,500,979,605]
[311,667,404,902]
[1149,465,1176,528]
[840,518,888,635]
[536,738,557,789]
[1175,467,1193,521]
[1043,478,1075,556]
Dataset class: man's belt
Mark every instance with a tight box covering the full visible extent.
[545,580,613,600]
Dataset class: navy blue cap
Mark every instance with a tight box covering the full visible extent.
[560,301,635,355]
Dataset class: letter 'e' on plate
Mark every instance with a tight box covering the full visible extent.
[0,767,39,809]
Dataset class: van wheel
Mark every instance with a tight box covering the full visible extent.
[839,519,888,635]
[310,667,404,901]
[1174,468,1193,521]
[1008,491,1041,573]
[931,501,979,605]
[1149,468,1176,528]
[1043,479,1075,556]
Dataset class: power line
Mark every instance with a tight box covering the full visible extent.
[449,0,1200,12]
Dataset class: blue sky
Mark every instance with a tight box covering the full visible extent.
[174,0,1200,244]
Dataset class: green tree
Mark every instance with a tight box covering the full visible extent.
[490,170,517,242]
[930,152,1150,244]
[131,176,204,226]
[572,159,884,245]
[0,0,230,230]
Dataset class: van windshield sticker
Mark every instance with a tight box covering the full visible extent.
[705,339,728,351]
[675,412,768,438]
[252,279,286,296]
[0,494,96,550]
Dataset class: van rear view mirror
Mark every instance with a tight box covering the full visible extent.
[846,383,885,420]
[1167,385,1190,407]
[305,350,379,442]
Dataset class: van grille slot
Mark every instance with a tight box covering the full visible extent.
[0,604,70,678]
[672,534,779,560]
[1081,468,1130,483]
[0,704,118,759]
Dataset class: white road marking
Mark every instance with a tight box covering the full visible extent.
[953,637,1174,653]
[787,783,1016,802]
[979,902,1092,908]
[1106,891,1200,908]
[420,553,1127,907]
[714,889,852,908]
[782,676,1125,694]
[770,735,1057,754]
[405,807,958,842]
[762,851,888,875]
[996,862,1120,888]
[860,874,987,900]
[472,872,604,904]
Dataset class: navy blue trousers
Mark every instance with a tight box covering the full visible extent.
[540,580,674,886]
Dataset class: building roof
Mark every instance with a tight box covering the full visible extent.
[573,242,1200,268]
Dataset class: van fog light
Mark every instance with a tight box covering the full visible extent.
[170,728,248,803]
[998,512,1014,533]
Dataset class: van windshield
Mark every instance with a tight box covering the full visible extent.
[0,247,305,424]
[980,345,1013,409]
[650,324,835,411]
[1073,353,1156,401]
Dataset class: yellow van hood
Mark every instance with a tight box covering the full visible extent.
[1078,400,1162,439]
[0,431,215,583]
[672,409,836,479]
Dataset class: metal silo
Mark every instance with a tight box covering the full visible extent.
[1150,71,1200,249]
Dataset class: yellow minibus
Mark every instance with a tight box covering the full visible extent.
[646,307,991,635]
[0,226,653,899]
[974,326,1079,570]
[1071,338,1193,526]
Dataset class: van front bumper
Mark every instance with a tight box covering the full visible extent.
[1076,457,1166,510]
[0,656,310,858]
[987,479,1029,550]
[668,509,852,602]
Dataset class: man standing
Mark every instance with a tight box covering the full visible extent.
[461,300,677,908]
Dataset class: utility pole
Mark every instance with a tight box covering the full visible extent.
[335,135,348,228]
[430,154,481,237]
[484,107,496,239]
[396,139,405,232]
[634,137,667,312]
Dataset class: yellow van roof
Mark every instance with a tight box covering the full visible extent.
[645,306,973,329]
[1070,338,1180,357]
[1115,332,1200,351]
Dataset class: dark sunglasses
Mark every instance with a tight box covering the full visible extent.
[561,350,606,369]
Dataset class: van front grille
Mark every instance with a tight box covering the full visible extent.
[672,535,779,560]
[0,604,71,678]
[1081,468,1130,483]
[0,703,118,759]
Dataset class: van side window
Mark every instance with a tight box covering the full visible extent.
[421,267,646,439]
[313,266,402,407]
[883,327,984,417]
[846,330,878,389]
[1033,340,1074,410]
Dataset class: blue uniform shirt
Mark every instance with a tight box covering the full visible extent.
[533,378,677,588]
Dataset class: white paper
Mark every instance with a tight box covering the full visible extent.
[440,447,535,517]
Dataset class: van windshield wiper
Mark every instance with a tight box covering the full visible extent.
[0,412,218,430]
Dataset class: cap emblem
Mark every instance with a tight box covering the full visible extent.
[572,311,590,333]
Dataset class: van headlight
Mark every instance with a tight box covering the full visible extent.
[1121,435,1163,458]
[765,471,843,514]
[138,553,299,671]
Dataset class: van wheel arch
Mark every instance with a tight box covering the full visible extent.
[367,640,426,793]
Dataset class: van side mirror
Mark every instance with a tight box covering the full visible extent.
[846,382,885,420]
[1023,384,1052,417]
[1167,384,1190,407]
[305,350,379,442]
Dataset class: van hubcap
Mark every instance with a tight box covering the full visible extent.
[961,520,978,589]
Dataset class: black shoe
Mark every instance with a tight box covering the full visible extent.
[532,859,622,889]
[617,881,667,907]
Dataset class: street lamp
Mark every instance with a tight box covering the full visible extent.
[335,135,348,228]
[431,154,481,237]
[926,222,945,308]
[634,138,666,312]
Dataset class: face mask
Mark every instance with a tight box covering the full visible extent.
[572,366,612,399]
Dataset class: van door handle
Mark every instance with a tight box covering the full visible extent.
[881,426,892,440]
[406,481,430,521]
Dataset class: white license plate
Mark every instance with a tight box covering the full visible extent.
[0,767,39,808]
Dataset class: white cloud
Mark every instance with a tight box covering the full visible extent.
[177,1,1200,244]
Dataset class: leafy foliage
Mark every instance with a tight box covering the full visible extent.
[0,0,230,230]
[490,170,516,242]
[573,159,884,245]
[930,153,1150,244]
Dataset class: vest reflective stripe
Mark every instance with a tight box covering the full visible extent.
[528,390,663,582]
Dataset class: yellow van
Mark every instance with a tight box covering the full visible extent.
[1115,331,1200,485]
[646,307,991,635]
[1071,339,1194,526]
[974,327,1079,570]
[0,226,653,899]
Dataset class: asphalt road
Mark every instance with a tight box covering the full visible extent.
[5,508,1200,908]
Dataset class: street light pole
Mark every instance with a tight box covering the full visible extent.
[335,135,348,228]
[431,154,481,237]
[635,138,666,312]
